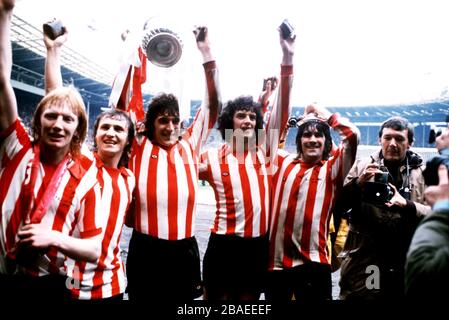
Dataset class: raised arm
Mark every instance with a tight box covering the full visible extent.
[306,102,359,183]
[265,27,295,161]
[0,0,17,132]
[43,19,68,93]
[185,26,221,154]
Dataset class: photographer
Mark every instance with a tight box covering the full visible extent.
[338,116,431,301]
[405,127,449,303]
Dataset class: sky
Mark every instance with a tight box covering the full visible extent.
[13,0,449,107]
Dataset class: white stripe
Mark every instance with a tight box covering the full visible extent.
[156,149,169,239]
[209,150,227,233]
[174,148,187,239]
[138,141,152,234]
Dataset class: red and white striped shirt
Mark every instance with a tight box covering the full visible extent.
[199,65,293,238]
[269,113,358,270]
[129,61,220,240]
[200,148,270,237]
[0,120,102,276]
[67,154,135,299]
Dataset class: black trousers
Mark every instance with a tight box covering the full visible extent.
[126,230,202,302]
[265,262,332,302]
[203,233,268,300]
[0,273,70,302]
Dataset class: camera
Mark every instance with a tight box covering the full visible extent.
[279,19,295,40]
[287,116,299,128]
[423,148,449,186]
[43,19,65,40]
[362,171,394,205]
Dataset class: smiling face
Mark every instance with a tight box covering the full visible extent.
[299,126,326,164]
[95,116,129,166]
[39,102,79,155]
[152,113,180,147]
[232,109,257,139]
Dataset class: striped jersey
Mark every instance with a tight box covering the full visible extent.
[269,113,359,270]
[0,120,102,276]
[67,154,135,299]
[199,65,293,238]
[129,61,220,240]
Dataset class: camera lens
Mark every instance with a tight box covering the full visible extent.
[287,117,297,127]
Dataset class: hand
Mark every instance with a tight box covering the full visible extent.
[278,28,295,65]
[358,163,382,186]
[304,102,332,120]
[136,120,146,134]
[17,223,57,250]
[0,0,15,11]
[193,25,210,50]
[259,77,278,105]
[425,164,449,207]
[43,19,68,50]
[385,183,407,208]
[193,26,213,63]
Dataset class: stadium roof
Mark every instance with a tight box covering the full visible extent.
[10,14,152,118]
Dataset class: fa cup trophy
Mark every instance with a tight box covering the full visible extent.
[141,17,183,68]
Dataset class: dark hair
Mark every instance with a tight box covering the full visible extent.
[218,95,264,142]
[144,93,179,140]
[295,120,332,160]
[92,109,135,167]
[378,116,414,144]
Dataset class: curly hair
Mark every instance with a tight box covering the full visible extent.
[378,116,414,144]
[144,93,179,140]
[92,109,135,168]
[295,119,333,161]
[218,95,264,143]
[31,86,87,159]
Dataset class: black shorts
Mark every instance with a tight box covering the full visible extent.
[0,273,70,302]
[202,233,268,296]
[126,230,202,301]
[265,262,332,302]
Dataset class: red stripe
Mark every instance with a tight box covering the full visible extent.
[116,66,132,111]
[282,165,307,268]
[207,157,222,233]
[167,148,178,240]
[204,61,219,130]
[268,160,295,269]
[0,142,30,230]
[255,157,268,235]
[71,261,86,299]
[299,166,321,262]
[1,124,32,246]
[238,159,253,238]
[5,194,24,252]
[92,170,120,299]
[181,143,195,238]
[220,159,236,234]
[147,146,159,236]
